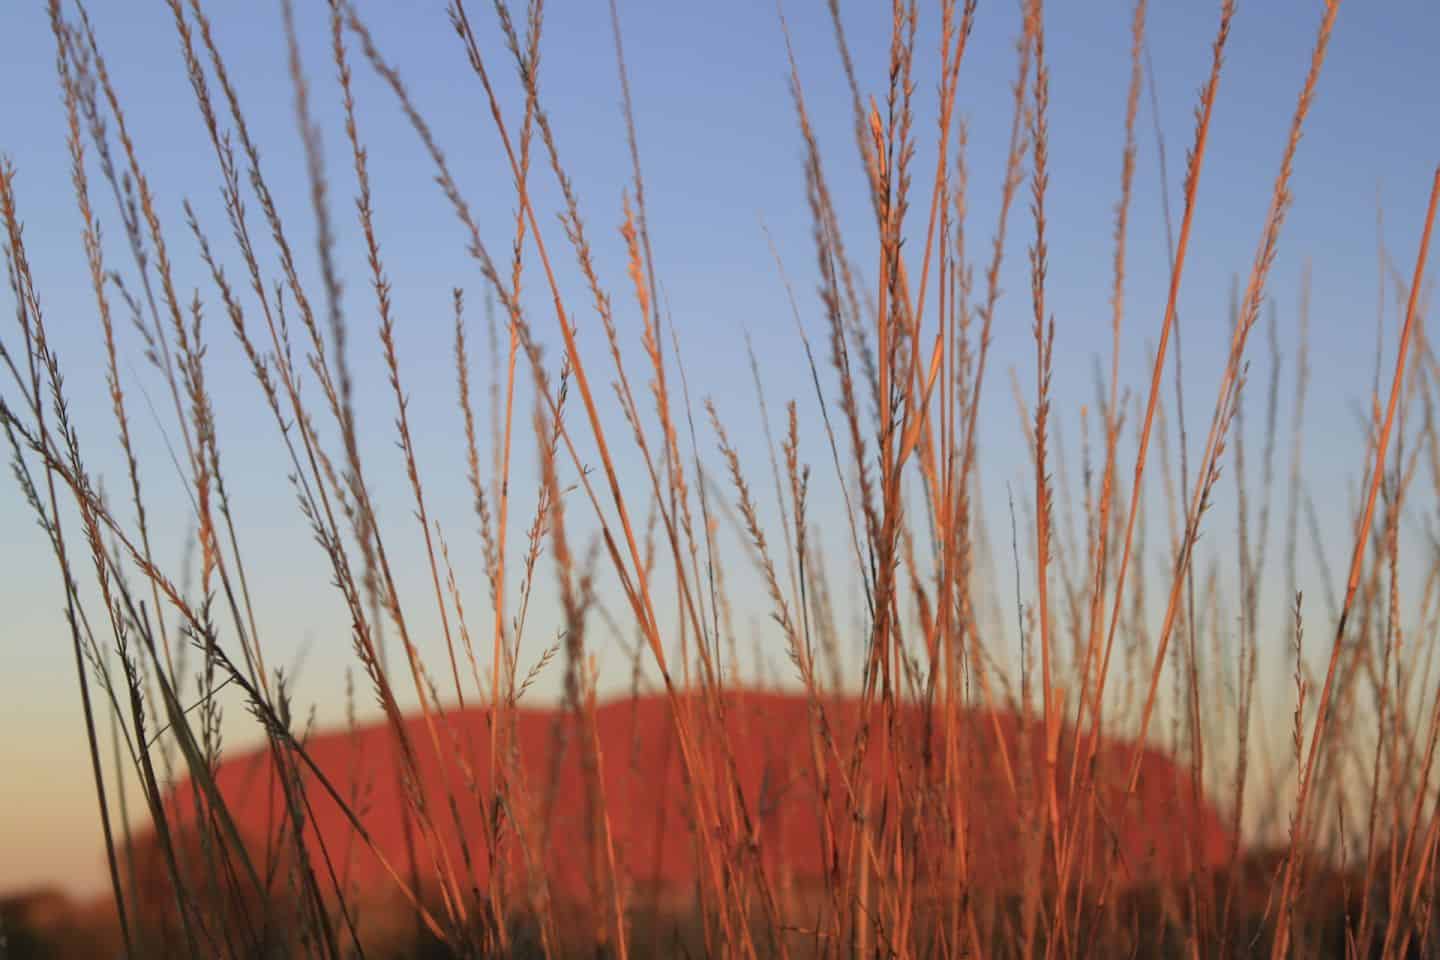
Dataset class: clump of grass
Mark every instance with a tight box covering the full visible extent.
[4,0,1440,957]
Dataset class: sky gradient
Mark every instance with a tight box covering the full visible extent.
[2,0,1438,897]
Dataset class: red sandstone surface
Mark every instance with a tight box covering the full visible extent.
[149,691,1233,910]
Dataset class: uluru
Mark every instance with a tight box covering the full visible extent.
[120,690,1234,954]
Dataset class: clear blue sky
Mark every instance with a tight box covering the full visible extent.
[2,0,1437,896]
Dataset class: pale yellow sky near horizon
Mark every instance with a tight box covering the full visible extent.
[3,719,113,898]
